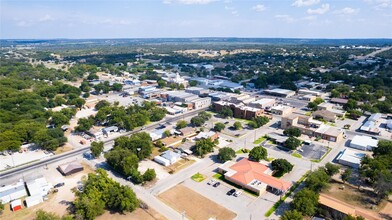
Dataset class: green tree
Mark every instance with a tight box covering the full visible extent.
[249,146,268,162]
[70,97,85,109]
[341,168,352,183]
[271,159,294,177]
[290,188,319,216]
[219,106,233,118]
[191,116,205,127]
[143,168,156,182]
[325,162,340,176]
[194,138,215,157]
[343,215,365,220]
[233,121,242,130]
[113,132,153,160]
[176,120,188,129]
[189,80,198,87]
[105,149,139,176]
[280,210,303,220]
[217,147,236,162]
[247,121,258,129]
[111,83,123,92]
[163,130,171,137]
[91,141,104,158]
[307,101,318,111]
[283,127,301,137]
[214,122,225,132]
[284,137,301,150]
[157,79,166,88]
[50,112,69,127]
[95,100,110,110]
[305,167,330,192]
[75,117,95,132]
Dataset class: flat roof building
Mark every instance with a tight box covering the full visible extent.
[337,148,366,169]
[350,135,378,151]
[264,89,296,98]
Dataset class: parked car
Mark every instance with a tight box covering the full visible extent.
[227,189,236,195]
[213,182,221,187]
[207,179,216,185]
[233,190,242,197]
[54,182,65,188]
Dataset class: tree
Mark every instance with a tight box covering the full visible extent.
[90,141,104,158]
[75,117,95,132]
[193,138,215,157]
[325,162,340,176]
[307,101,318,111]
[217,147,236,162]
[249,146,268,162]
[189,80,198,87]
[111,83,123,92]
[219,106,233,118]
[280,210,303,220]
[290,188,319,216]
[233,121,242,130]
[94,100,110,110]
[284,137,301,150]
[341,168,352,183]
[50,112,69,127]
[374,171,392,203]
[113,132,153,160]
[271,159,294,177]
[305,167,330,192]
[253,116,270,127]
[247,121,258,129]
[283,127,301,137]
[143,168,156,182]
[343,215,365,220]
[191,116,205,127]
[70,97,85,109]
[176,120,188,129]
[163,130,171,137]
[105,149,139,176]
[157,79,166,88]
[214,122,225,132]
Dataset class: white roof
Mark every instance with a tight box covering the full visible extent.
[11,199,22,207]
[350,135,378,148]
[337,148,366,165]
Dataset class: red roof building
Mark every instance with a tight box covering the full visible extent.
[218,158,292,195]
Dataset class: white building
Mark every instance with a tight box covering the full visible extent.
[337,148,366,168]
[350,135,378,151]
[191,97,211,110]
[0,180,27,204]
[264,89,296,98]
[25,195,44,208]
[26,177,52,197]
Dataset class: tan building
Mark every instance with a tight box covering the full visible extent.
[270,105,293,116]
[212,101,266,120]
[312,110,337,122]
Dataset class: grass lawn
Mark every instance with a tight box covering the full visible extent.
[235,148,249,154]
[253,136,267,145]
[266,157,275,162]
[291,152,302,158]
[191,173,207,182]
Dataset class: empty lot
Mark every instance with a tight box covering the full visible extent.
[158,185,236,220]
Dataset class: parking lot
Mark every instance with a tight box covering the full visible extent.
[298,143,329,160]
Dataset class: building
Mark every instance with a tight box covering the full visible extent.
[281,113,343,142]
[185,87,209,96]
[86,127,103,139]
[25,195,44,208]
[302,94,317,102]
[138,86,156,93]
[154,150,181,166]
[191,97,211,110]
[161,72,187,86]
[249,98,276,109]
[11,199,22,211]
[330,98,348,105]
[312,110,337,123]
[350,135,378,151]
[102,126,118,136]
[270,105,293,116]
[368,113,382,123]
[337,148,366,168]
[26,177,52,197]
[212,101,266,120]
[0,180,27,204]
[387,120,392,130]
[179,127,196,137]
[164,91,199,103]
[264,89,296,98]
[267,133,289,145]
[298,89,321,96]
[194,131,219,142]
[218,158,292,195]
[360,121,380,135]
[57,161,84,176]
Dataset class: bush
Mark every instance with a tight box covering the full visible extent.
[233,121,242,130]
[176,120,187,129]
[143,168,156,182]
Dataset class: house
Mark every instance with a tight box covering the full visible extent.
[368,113,382,123]
[0,180,27,204]
[11,199,22,211]
[218,158,292,195]
[337,148,366,168]
[160,135,184,147]
[330,98,348,105]
[86,127,103,139]
[270,105,293,116]
[102,126,118,135]
[154,150,181,166]
[179,127,196,137]
[57,161,84,176]
[264,88,296,98]
[194,131,219,142]
[312,110,337,123]
[302,94,316,102]
[387,120,392,130]
[360,121,380,135]
[350,135,378,151]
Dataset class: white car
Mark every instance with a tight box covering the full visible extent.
[207,179,216,185]
[233,190,242,197]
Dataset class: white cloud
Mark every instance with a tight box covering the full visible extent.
[275,14,295,23]
[364,0,392,10]
[252,4,266,12]
[39,14,55,22]
[334,7,360,15]
[307,4,330,14]
[292,0,320,7]
[163,0,218,4]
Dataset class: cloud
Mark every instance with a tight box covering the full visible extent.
[334,7,360,15]
[39,14,55,22]
[225,5,239,16]
[252,4,266,12]
[163,0,218,4]
[275,14,295,23]
[307,4,330,14]
[364,0,392,10]
[292,0,320,7]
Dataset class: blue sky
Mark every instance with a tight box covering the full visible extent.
[1,0,391,39]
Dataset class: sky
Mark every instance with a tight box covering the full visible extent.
[1,0,392,39]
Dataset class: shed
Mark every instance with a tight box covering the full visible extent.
[11,199,22,211]
[57,161,84,176]
[25,195,43,208]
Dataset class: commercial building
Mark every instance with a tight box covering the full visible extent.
[57,161,84,176]
[298,89,321,96]
[0,180,27,204]
[302,94,317,102]
[312,110,337,123]
[337,148,366,168]
[164,91,199,103]
[194,131,219,142]
[350,135,378,151]
[185,87,209,96]
[264,89,296,98]
[26,177,52,197]
[249,98,276,109]
[330,98,348,105]
[191,97,211,110]
[281,113,343,142]
[218,158,292,195]
[270,105,293,116]
[212,101,266,120]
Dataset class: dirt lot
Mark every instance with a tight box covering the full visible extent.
[165,158,195,174]
[96,208,167,220]
[158,185,236,220]
[322,182,387,212]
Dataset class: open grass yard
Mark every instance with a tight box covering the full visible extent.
[191,173,206,182]
[322,181,388,212]
[158,185,236,220]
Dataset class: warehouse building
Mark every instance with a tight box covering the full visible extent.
[350,135,378,151]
